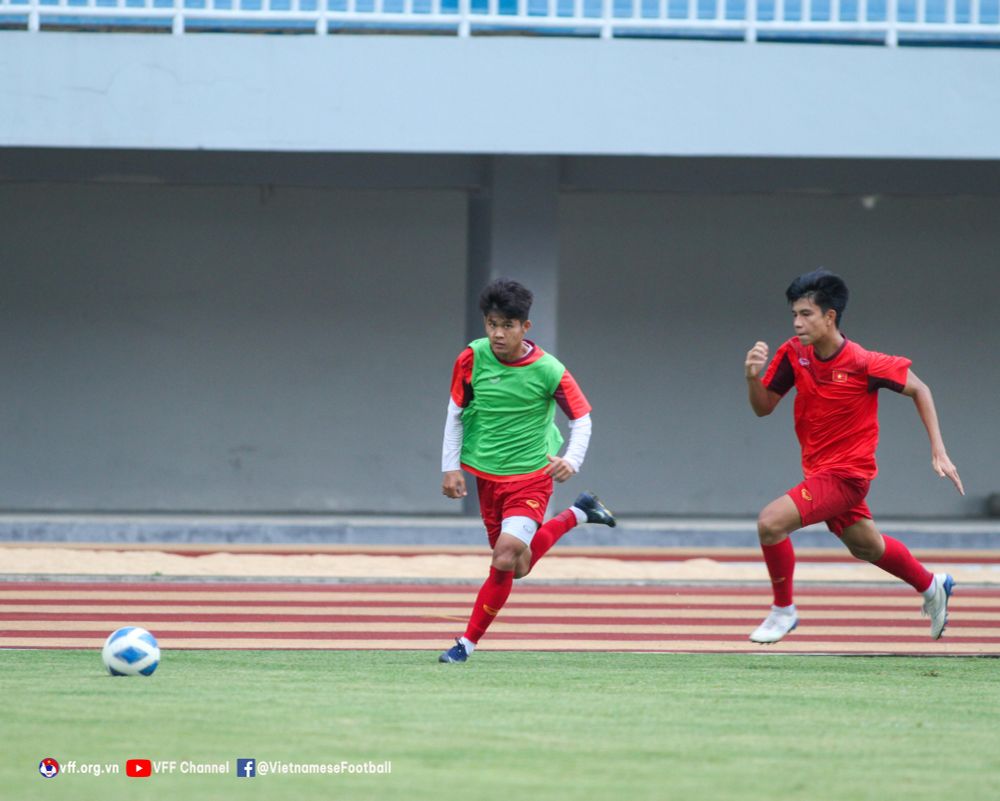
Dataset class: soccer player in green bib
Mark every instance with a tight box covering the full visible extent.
[438,278,616,663]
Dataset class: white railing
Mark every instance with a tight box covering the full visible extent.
[2,0,998,43]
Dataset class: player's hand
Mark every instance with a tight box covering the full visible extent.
[441,470,467,499]
[932,450,965,496]
[544,455,576,483]
[745,341,769,379]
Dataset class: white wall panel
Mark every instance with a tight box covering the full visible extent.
[2,33,999,158]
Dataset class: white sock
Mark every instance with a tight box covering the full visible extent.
[570,506,587,525]
[921,576,938,601]
[459,636,476,654]
[773,604,797,616]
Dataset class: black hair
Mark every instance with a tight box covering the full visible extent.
[785,268,849,327]
[479,278,533,322]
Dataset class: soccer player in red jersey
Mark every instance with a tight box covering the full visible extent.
[744,269,965,644]
[437,278,616,663]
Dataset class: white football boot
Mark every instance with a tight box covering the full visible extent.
[922,574,955,640]
[749,605,799,644]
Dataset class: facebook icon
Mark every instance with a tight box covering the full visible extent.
[236,759,256,778]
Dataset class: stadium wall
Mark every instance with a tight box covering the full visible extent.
[2,31,997,517]
[2,32,1000,158]
[0,151,996,517]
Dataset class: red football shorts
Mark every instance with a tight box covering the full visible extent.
[787,472,872,536]
[476,472,554,549]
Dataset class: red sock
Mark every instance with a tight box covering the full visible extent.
[874,535,934,592]
[761,538,795,607]
[528,509,579,570]
[463,566,514,644]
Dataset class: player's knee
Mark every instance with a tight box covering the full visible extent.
[757,510,787,545]
[512,551,532,580]
[846,541,881,562]
[491,547,519,572]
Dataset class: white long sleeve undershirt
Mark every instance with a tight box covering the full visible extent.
[441,400,592,474]
[562,413,592,472]
[441,400,465,473]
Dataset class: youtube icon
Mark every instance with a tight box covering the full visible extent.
[126,759,152,778]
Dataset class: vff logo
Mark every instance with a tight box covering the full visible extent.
[38,758,60,779]
[236,758,256,778]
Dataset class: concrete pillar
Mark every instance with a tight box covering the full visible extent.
[463,156,560,514]
[465,156,561,352]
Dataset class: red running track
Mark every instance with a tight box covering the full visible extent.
[1,581,998,656]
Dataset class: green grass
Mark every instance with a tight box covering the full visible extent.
[4,650,999,801]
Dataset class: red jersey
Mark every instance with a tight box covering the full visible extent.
[762,337,911,480]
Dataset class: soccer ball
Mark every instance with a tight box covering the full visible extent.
[101,627,160,676]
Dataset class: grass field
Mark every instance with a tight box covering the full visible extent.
[5,649,999,801]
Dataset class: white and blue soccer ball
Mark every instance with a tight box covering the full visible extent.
[101,627,160,676]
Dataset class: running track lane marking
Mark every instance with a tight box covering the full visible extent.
[1,581,998,656]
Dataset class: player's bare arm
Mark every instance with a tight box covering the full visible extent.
[745,341,781,416]
[441,470,467,499]
[902,371,965,496]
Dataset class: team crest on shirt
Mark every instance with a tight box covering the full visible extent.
[798,357,810,366]
[801,488,813,502]
[832,370,849,383]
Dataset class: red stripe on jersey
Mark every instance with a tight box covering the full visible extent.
[449,348,475,407]
[554,369,592,420]
[461,463,550,483]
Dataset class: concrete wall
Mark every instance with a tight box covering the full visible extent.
[1,157,996,516]
[555,190,998,518]
[2,32,1000,158]
[0,180,467,512]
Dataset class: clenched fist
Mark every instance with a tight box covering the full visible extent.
[745,341,769,380]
